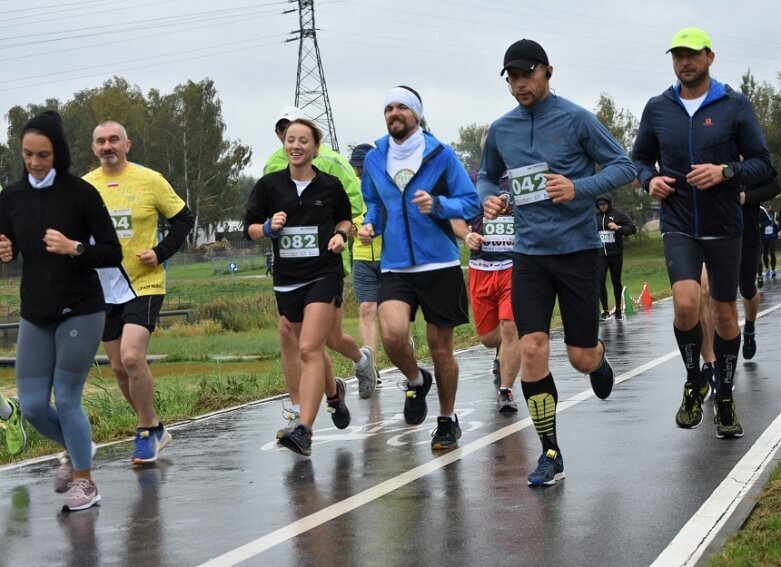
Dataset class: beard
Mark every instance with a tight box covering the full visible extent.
[387,119,412,141]
[676,68,709,90]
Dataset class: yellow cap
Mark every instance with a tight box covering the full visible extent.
[667,27,712,53]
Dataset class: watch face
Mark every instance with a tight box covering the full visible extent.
[724,165,734,179]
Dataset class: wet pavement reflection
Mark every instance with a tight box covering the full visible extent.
[2,283,781,566]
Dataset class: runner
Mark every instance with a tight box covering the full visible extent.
[265,108,378,428]
[0,111,122,510]
[464,168,521,412]
[700,175,780,389]
[759,203,777,279]
[632,27,774,438]
[479,39,635,486]
[0,393,25,456]
[245,118,354,456]
[84,120,194,465]
[595,194,636,320]
[349,143,384,397]
[358,85,480,450]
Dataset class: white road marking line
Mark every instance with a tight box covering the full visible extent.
[651,411,781,567]
[196,348,683,566]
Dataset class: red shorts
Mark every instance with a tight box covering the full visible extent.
[468,267,513,336]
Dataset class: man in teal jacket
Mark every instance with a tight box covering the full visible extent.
[479,39,636,488]
[358,86,480,451]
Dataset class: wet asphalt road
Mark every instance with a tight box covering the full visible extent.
[1,282,781,567]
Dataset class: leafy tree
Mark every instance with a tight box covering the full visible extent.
[451,122,489,172]
[740,69,781,173]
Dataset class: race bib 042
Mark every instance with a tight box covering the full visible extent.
[278,226,319,258]
[508,162,550,206]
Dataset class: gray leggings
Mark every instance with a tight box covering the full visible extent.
[16,312,104,471]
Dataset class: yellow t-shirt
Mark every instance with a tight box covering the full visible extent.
[84,163,185,296]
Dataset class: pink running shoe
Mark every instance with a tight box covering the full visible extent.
[62,478,101,512]
[53,453,74,493]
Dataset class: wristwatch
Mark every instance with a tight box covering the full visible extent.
[721,164,735,180]
[74,242,85,256]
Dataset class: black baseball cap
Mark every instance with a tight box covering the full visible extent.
[500,39,549,75]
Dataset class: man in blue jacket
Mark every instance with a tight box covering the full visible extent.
[632,27,774,439]
[358,86,480,451]
[479,39,636,488]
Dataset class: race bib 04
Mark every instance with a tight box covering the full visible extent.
[482,217,515,252]
[599,230,615,244]
[110,208,133,238]
[508,162,550,206]
[278,226,319,258]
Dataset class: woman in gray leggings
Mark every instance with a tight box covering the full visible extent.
[0,111,122,511]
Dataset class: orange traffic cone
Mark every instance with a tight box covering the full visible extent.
[640,282,653,308]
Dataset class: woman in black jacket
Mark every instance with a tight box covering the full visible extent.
[0,111,122,511]
[595,194,637,320]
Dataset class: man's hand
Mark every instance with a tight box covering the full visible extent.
[412,190,433,214]
[137,249,159,267]
[544,174,576,203]
[483,195,507,220]
[649,176,677,200]
[687,164,723,190]
[0,234,13,263]
[43,229,78,256]
[358,223,375,244]
[465,231,483,251]
[607,222,619,231]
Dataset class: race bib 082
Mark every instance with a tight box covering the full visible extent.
[507,162,550,206]
[278,226,319,258]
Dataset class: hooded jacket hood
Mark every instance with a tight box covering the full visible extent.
[22,110,71,173]
[595,193,612,209]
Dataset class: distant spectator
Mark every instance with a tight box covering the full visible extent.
[595,194,636,320]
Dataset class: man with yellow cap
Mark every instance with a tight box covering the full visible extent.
[633,27,774,438]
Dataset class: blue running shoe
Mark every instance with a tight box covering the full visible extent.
[527,449,565,487]
[154,425,172,452]
[132,429,160,466]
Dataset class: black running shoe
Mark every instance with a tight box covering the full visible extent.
[714,398,744,438]
[404,368,433,425]
[588,340,614,400]
[675,381,705,429]
[614,310,623,320]
[430,415,462,450]
[701,363,717,401]
[279,424,313,456]
[742,332,756,360]
[325,378,351,429]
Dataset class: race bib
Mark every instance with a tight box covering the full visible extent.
[765,225,774,236]
[109,208,133,238]
[278,226,319,258]
[482,217,515,252]
[508,162,550,206]
[599,230,615,244]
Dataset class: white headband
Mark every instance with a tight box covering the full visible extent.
[384,87,423,122]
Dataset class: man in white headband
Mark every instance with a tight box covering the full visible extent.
[358,85,480,450]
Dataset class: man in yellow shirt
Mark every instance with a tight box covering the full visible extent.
[84,121,193,465]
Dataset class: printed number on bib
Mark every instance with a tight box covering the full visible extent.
[110,208,133,238]
[598,230,615,244]
[482,217,515,252]
[765,225,774,236]
[279,226,319,258]
[507,162,550,206]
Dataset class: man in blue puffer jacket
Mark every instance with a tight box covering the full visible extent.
[632,27,774,439]
[358,85,480,451]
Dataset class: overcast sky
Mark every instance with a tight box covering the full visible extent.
[1,0,779,177]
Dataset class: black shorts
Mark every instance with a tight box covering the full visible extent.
[511,250,599,348]
[274,275,344,323]
[103,295,164,342]
[662,233,741,302]
[378,266,469,327]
